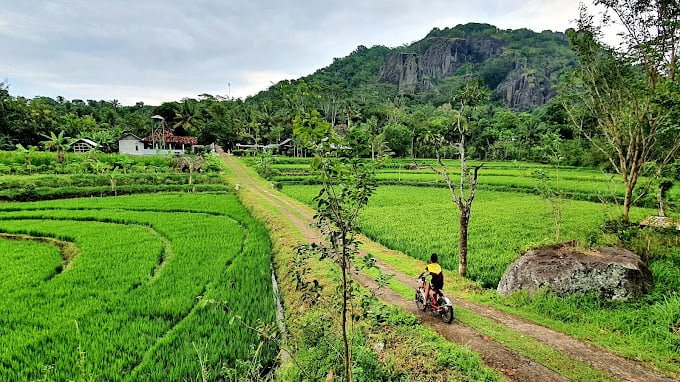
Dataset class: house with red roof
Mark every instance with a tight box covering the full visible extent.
[118,129,198,156]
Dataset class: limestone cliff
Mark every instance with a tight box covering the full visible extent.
[378,27,572,111]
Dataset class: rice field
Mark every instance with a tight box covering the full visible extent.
[0,193,276,381]
[261,157,679,204]
[281,184,680,374]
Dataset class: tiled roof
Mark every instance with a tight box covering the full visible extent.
[142,129,198,145]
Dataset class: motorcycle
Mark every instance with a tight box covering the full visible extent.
[415,275,455,323]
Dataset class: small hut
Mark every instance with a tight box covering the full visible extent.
[72,138,99,153]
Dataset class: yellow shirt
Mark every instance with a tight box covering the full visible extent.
[426,263,442,275]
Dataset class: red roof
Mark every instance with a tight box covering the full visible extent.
[143,129,198,145]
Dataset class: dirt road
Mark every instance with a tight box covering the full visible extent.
[221,152,675,382]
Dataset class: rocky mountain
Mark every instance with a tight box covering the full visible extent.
[249,23,577,112]
[377,24,575,110]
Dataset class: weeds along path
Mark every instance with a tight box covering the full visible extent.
[222,153,677,382]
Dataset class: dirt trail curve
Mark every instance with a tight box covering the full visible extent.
[220,152,675,382]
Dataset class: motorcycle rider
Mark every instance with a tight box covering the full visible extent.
[419,253,444,306]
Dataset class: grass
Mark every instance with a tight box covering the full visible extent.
[281,184,680,376]
[0,193,276,381]
[0,151,228,201]
[264,156,680,204]
[0,237,63,294]
[283,185,656,287]
[223,156,503,381]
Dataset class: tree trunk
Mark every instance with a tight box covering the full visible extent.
[341,233,351,382]
[411,134,415,159]
[658,186,667,217]
[371,140,375,161]
[459,208,469,278]
[623,180,634,223]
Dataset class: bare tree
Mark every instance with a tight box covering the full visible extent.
[424,80,489,277]
[562,3,680,221]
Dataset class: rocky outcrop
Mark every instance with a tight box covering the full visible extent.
[379,37,506,95]
[495,58,560,110]
[497,243,653,300]
[379,53,424,94]
[378,35,561,110]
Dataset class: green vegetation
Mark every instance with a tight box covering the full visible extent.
[263,157,679,209]
[281,183,680,375]
[283,185,654,286]
[223,155,502,382]
[0,238,64,293]
[0,151,228,201]
[0,193,276,381]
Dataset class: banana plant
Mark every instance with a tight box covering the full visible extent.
[40,131,72,163]
[15,144,37,174]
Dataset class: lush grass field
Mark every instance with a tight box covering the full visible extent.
[283,185,657,287]
[263,157,679,205]
[0,193,276,381]
[282,184,680,374]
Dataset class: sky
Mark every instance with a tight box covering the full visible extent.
[0,0,591,105]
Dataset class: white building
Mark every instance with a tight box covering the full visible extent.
[118,130,198,156]
[118,133,144,156]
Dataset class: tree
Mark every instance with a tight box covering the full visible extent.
[535,132,565,240]
[382,122,412,157]
[294,112,379,382]
[562,2,680,221]
[423,80,489,278]
[345,125,371,157]
[40,131,71,163]
[173,99,199,135]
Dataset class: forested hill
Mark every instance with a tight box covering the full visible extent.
[0,22,584,165]
[250,23,576,111]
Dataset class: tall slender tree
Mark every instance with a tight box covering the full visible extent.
[424,80,489,278]
[562,2,680,221]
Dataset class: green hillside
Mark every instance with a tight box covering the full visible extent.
[250,23,576,111]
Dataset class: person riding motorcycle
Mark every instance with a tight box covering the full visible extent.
[418,253,444,306]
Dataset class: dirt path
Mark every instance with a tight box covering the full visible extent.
[221,152,676,382]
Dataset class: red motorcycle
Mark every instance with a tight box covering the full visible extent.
[415,275,455,323]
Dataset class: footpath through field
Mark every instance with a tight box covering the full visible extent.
[220,151,675,382]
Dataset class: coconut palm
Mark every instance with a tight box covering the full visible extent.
[173,99,198,135]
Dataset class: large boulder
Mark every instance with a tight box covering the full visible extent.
[497,243,653,300]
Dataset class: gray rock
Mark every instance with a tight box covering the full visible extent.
[497,243,654,300]
[378,36,562,111]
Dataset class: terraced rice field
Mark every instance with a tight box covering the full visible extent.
[262,158,680,204]
[0,193,276,381]
[283,185,658,287]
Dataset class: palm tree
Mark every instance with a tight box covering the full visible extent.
[173,99,198,134]
[40,131,71,163]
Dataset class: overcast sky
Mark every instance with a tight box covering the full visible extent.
[1,0,589,105]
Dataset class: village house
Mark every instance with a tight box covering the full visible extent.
[118,130,198,156]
